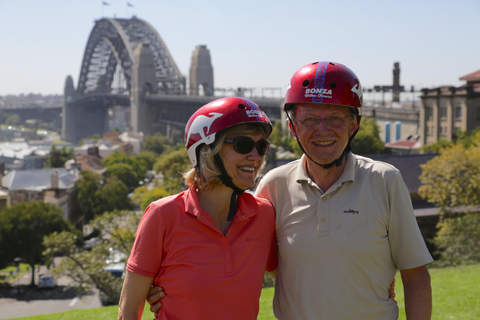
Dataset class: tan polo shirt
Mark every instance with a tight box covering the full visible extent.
[255,153,433,320]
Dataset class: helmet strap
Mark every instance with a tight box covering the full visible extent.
[286,112,354,169]
[213,153,245,222]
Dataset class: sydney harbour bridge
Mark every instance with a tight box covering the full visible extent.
[62,17,283,143]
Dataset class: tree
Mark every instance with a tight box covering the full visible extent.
[0,202,75,285]
[43,210,141,305]
[139,187,170,211]
[419,143,480,212]
[136,150,158,170]
[433,212,480,266]
[427,145,480,210]
[76,171,132,222]
[421,138,452,154]
[421,128,480,154]
[90,210,140,253]
[268,121,284,148]
[106,163,139,191]
[269,121,301,158]
[419,133,480,266]
[5,114,20,126]
[153,147,191,193]
[76,171,103,221]
[99,176,132,212]
[45,145,74,168]
[144,135,173,155]
[102,151,149,183]
[351,117,385,155]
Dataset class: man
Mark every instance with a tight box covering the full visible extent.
[147,61,433,319]
[253,61,432,319]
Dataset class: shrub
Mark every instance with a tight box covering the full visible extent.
[433,212,480,266]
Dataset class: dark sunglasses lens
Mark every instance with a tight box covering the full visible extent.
[234,138,255,154]
[256,140,269,156]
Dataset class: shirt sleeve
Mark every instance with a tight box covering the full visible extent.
[265,203,278,272]
[387,172,434,270]
[255,173,276,204]
[126,202,166,278]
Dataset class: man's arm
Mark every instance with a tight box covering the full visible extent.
[147,286,165,315]
[400,265,432,320]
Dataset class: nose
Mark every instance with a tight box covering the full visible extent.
[246,147,262,159]
[314,118,331,132]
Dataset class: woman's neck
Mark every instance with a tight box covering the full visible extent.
[197,184,235,235]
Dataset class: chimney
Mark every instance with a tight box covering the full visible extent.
[50,170,59,189]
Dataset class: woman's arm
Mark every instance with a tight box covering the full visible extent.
[118,270,155,320]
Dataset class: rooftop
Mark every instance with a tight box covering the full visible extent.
[2,168,77,191]
[459,69,480,82]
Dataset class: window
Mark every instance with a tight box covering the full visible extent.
[425,107,433,120]
[385,122,391,143]
[440,107,447,118]
[395,121,401,141]
[455,106,462,119]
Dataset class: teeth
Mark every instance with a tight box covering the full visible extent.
[313,141,334,146]
[240,166,255,172]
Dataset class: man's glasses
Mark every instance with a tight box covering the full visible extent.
[297,115,353,128]
[224,136,270,156]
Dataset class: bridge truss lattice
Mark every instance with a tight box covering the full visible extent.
[76,17,186,96]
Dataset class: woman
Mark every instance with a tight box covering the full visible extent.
[117,97,277,320]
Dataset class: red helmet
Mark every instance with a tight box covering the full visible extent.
[185,97,273,167]
[284,61,363,123]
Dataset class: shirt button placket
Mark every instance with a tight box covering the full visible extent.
[222,241,233,275]
[317,196,330,236]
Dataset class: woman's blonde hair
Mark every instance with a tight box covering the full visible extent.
[183,124,267,190]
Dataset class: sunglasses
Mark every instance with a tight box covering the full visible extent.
[224,136,270,156]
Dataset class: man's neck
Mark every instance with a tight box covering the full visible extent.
[304,156,346,192]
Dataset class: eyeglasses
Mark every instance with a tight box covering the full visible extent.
[296,115,353,128]
[224,136,270,156]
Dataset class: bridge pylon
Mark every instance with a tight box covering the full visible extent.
[131,43,158,136]
[189,45,214,96]
[62,76,76,142]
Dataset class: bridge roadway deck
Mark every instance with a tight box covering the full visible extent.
[142,95,284,137]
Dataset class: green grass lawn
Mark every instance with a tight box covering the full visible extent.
[6,263,480,320]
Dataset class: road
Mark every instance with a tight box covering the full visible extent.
[0,261,103,319]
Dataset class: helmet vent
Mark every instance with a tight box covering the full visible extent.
[329,82,337,89]
[237,104,246,109]
[302,80,310,87]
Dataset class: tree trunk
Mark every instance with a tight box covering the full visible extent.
[30,263,36,287]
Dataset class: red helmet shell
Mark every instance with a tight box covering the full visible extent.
[185,97,273,167]
[284,61,363,121]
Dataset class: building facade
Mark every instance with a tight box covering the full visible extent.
[420,70,480,145]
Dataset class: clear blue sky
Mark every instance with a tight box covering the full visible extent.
[0,0,479,96]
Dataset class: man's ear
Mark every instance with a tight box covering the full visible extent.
[349,118,359,138]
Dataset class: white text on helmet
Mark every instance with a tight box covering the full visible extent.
[246,109,267,117]
[305,88,332,95]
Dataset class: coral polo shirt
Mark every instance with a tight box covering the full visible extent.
[127,186,277,320]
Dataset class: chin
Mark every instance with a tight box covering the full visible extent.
[237,180,255,190]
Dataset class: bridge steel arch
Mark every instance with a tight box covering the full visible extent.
[77,17,186,95]
[63,17,187,143]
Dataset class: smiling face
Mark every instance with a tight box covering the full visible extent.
[220,128,266,190]
[291,103,358,166]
